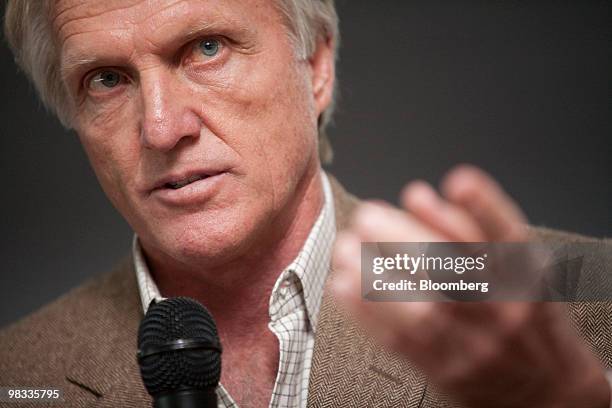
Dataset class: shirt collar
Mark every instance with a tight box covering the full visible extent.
[133,171,336,331]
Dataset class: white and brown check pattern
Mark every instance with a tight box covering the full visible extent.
[133,172,336,408]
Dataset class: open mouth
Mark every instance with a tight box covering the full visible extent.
[150,170,227,204]
[164,174,208,190]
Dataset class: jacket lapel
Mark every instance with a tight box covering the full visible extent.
[307,175,427,407]
[64,257,151,407]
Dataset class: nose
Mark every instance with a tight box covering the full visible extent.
[139,69,202,152]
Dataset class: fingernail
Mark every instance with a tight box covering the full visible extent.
[405,181,439,209]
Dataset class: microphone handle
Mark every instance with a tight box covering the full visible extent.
[154,388,217,408]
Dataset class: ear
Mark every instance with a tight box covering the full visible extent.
[309,36,336,118]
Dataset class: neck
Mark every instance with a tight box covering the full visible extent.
[141,167,325,335]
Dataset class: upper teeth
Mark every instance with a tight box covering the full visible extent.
[167,175,204,189]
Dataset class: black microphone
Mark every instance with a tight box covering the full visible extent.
[137,297,222,408]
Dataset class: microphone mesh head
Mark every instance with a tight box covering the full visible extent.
[137,297,222,396]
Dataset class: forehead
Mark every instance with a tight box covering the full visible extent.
[53,0,279,46]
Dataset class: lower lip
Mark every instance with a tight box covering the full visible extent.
[151,173,227,207]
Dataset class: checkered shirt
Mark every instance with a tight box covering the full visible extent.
[133,172,336,407]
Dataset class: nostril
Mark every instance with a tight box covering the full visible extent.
[140,114,202,152]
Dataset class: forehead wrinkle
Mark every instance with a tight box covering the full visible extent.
[133,2,197,54]
[59,0,254,63]
[61,25,132,48]
[53,0,146,44]
[52,1,81,28]
[135,0,189,25]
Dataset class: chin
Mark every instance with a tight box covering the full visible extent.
[150,205,269,269]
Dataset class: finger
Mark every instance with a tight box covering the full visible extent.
[401,180,487,242]
[351,201,446,243]
[441,164,528,242]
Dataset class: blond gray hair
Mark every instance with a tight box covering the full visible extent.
[3,0,338,163]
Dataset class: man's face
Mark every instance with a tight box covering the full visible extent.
[54,0,331,267]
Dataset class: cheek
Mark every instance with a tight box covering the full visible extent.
[75,119,140,209]
[201,56,318,186]
[250,69,318,196]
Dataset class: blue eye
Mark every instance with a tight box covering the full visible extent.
[92,70,121,88]
[199,39,220,57]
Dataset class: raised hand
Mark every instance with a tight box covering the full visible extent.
[331,165,610,408]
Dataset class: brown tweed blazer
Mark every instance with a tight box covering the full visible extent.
[1,174,611,407]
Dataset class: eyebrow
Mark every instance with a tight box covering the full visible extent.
[61,54,98,78]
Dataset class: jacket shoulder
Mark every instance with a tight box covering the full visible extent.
[528,226,612,366]
[528,225,610,244]
[0,257,137,386]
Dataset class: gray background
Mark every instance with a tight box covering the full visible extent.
[1,1,610,327]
